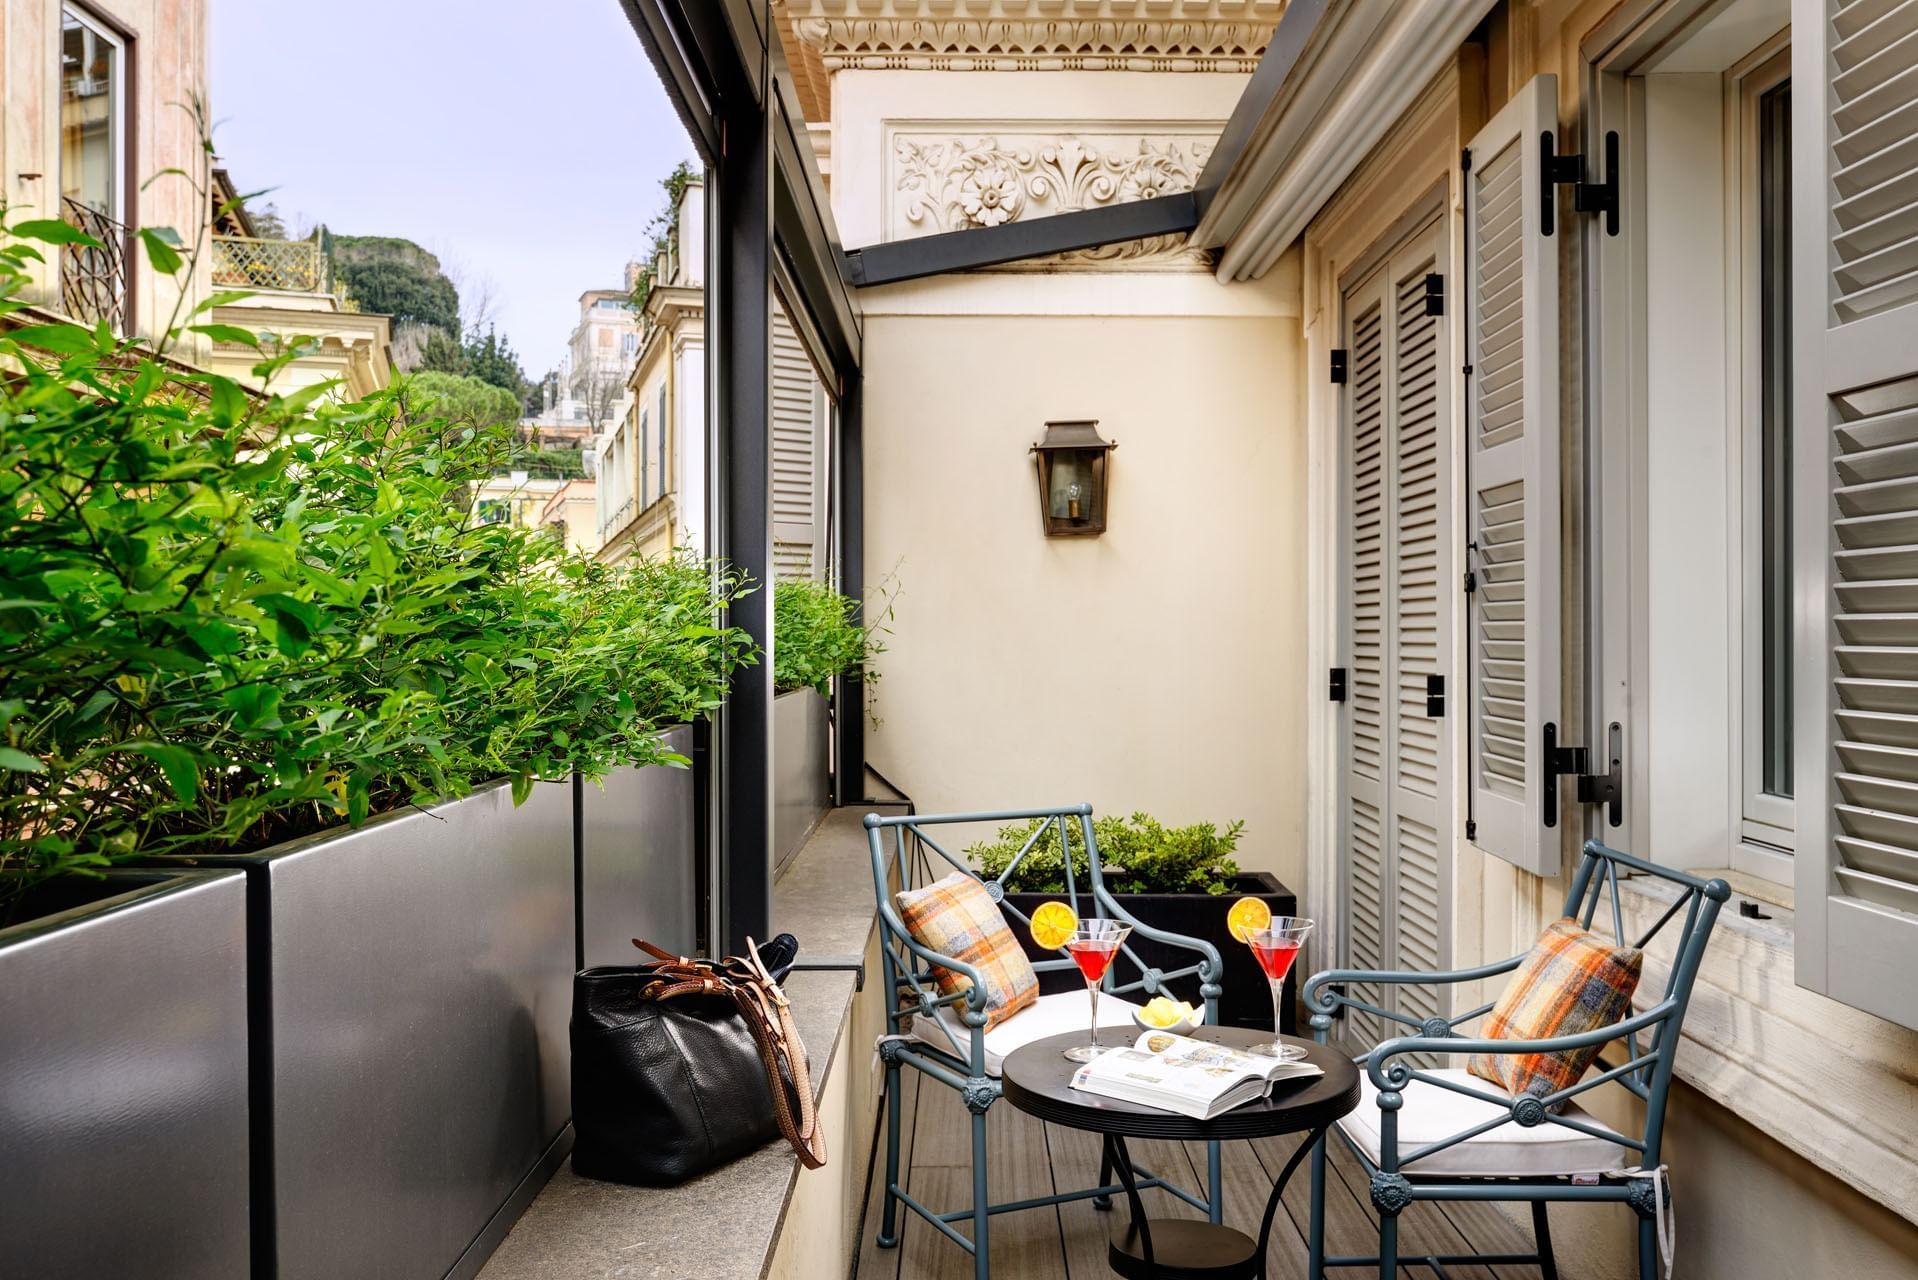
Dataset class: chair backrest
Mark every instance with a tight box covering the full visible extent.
[864,804,1220,1020]
[1559,839,1730,1160]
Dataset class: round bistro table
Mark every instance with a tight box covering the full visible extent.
[1000,1027,1359,1280]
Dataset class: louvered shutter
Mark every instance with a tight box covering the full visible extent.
[1795,0,1918,1030]
[1464,74,1562,875]
[1389,233,1451,1038]
[1343,272,1390,1051]
[772,302,826,581]
[1339,220,1453,1055]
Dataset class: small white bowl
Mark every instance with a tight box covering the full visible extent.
[1131,1008,1203,1036]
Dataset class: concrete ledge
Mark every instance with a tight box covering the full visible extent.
[475,804,900,1280]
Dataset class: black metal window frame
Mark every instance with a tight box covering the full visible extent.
[620,0,864,953]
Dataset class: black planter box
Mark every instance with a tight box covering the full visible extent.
[1005,871,1297,1033]
[0,869,251,1280]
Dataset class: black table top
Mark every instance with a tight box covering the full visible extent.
[999,1027,1360,1141]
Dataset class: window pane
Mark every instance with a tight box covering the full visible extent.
[60,10,118,216]
[1760,80,1793,799]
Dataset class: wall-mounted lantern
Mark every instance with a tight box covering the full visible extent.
[1030,419,1116,537]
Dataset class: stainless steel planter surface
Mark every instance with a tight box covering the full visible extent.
[221,779,574,1280]
[0,869,250,1280]
[774,688,831,871]
[579,724,698,964]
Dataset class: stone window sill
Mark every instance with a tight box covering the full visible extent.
[1616,873,1917,1220]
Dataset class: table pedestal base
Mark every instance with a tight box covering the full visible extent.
[1108,1220,1258,1279]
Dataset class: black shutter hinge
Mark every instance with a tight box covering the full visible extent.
[1463,570,1477,593]
[1329,667,1347,703]
[1425,674,1445,718]
[1461,148,1472,172]
[1330,349,1348,384]
[1424,273,1444,316]
[1540,129,1620,237]
[1465,818,1477,841]
[1542,721,1624,828]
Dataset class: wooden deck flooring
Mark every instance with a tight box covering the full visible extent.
[852,1067,1545,1280]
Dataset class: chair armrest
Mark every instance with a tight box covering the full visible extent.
[1093,886,1224,983]
[1362,1000,1678,1091]
[877,906,988,1014]
[1302,956,1524,1019]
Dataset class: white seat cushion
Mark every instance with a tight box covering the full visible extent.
[909,989,1143,1076]
[1338,1068,1631,1178]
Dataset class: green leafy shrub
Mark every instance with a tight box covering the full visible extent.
[772,578,883,697]
[967,813,1246,896]
[0,218,753,904]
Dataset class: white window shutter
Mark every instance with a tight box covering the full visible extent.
[1464,74,1562,876]
[771,302,825,581]
[1795,0,1918,1030]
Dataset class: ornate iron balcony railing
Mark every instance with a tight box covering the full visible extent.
[60,197,129,332]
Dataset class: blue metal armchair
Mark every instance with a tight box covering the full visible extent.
[865,804,1227,1280]
[1302,839,1729,1280]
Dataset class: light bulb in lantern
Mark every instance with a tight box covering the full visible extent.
[1067,482,1083,520]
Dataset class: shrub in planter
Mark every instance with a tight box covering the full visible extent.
[0,216,754,911]
[771,576,885,697]
[967,814,1297,1031]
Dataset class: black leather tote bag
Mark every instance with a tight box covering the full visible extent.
[571,933,823,1186]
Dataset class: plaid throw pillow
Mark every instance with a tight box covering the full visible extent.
[1468,917,1642,1102]
[896,872,1039,1029]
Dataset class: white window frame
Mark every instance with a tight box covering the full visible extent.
[1585,3,1794,886]
[58,2,128,227]
[1730,39,1796,877]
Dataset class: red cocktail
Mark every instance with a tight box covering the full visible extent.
[1246,918,1315,1061]
[1061,920,1131,1063]
[1250,936,1302,982]
[1065,938,1121,982]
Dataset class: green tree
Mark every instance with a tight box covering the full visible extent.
[329,234,461,333]
[405,371,524,431]
[418,327,468,375]
[464,327,528,399]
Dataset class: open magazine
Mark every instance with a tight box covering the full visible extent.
[1069,1031,1323,1121]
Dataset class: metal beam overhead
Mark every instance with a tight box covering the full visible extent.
[1190,0,1330,219]
[842,191,1201,288]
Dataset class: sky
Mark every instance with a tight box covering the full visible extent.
[210,0,698,376]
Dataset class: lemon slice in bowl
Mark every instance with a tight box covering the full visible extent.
[1029,900,1079,951]
[1227,895,1272,943]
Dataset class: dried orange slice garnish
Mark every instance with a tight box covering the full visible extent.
[1029,900,1080,951]
[1227,895,1272,943]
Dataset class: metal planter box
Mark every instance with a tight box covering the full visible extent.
[179,779,575,1280]
[774,688,831,872]
[1005,871,1299,1032]
[0,869,250,1280]
[579,724,699,965]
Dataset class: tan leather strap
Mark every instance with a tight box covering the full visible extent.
[630,937,827,1169]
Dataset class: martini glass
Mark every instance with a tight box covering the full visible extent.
[1246,918,1314,1061]
[1061,919,1131,1063]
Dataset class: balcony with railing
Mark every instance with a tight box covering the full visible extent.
[211,234,359,310]
[59,197,129,332]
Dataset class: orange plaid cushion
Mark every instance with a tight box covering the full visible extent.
[896,872,1038,1029]
[1468,918,1642,1102]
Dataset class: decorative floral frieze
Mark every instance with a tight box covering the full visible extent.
[890,131,1216,270]
[781,1,1283,73]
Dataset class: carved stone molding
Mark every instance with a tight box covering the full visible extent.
[889,131,1216,270]
[779,0,1282,73]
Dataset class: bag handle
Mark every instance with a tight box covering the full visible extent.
[630,937,827,1169]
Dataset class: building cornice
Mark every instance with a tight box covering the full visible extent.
[778,0,1283,73]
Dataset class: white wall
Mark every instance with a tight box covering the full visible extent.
[861,264,1310,886]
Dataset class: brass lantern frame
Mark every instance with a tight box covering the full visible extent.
[1029,419,1116,537]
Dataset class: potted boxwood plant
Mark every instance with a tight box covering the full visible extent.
[969,814,1298,1031]
[0,205,753,1280]
[770,576,885,867]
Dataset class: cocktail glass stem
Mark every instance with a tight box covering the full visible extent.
[1269,977,1284,1050]
[1088,979,1101,1053]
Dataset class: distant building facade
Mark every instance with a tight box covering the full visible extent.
[596,180,708,565]
[564,271,643,429]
